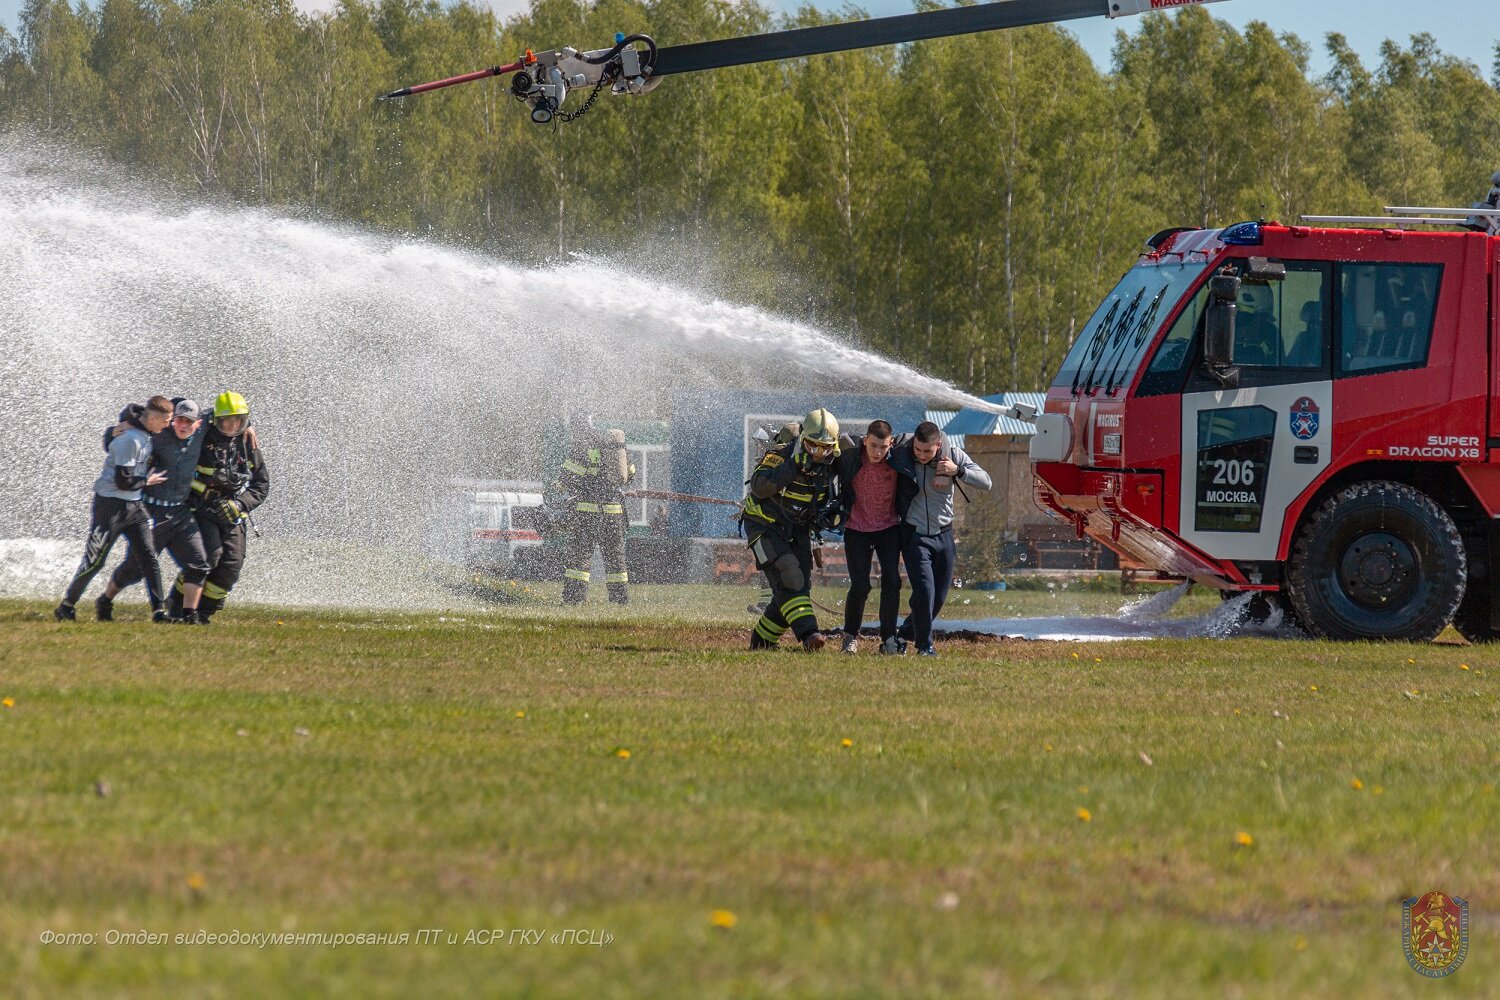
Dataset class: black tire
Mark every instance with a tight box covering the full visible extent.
[1452,576,1500,644]
[1286,481,1465,641]
[1451,532,1500,644]
[1219,589,1302,631]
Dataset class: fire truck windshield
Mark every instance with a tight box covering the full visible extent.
[1054,259,1210,395]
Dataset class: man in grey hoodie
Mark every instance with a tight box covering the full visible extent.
[55,396,173,622]
[887,420,993,656]
[98,398,212,624]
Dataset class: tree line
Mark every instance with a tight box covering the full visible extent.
[3,0,1498,392]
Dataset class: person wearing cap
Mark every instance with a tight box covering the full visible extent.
[175,391,270,623]
[97,398,213,623]
[54,396,173,622]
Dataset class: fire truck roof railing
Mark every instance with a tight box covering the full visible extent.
[1301,206,1500,233]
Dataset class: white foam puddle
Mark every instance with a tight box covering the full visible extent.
[930,584,1302,641]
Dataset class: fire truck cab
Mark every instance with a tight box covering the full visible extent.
[1033,204,1500,642]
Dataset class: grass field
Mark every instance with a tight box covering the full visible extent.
[1,587,1496,998]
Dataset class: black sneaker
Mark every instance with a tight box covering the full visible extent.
[917,645,938,657]
[177,608,201,625]
[840,635,858,654]
[95,594,114,622]
[878,636,904,656]
[54,603,76,621]
[152,610,171,624]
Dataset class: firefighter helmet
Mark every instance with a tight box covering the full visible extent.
[800,408,839,450]
[213,391,250,419]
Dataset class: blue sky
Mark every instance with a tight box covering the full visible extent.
[1,0,1493,78]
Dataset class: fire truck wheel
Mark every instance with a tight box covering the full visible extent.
[1451,585,1499,644]
[1218,590,1301,631]
[1287,481,1466,642]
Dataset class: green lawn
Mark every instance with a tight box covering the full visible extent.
[1,591,1494,998]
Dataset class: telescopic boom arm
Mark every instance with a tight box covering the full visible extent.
[378,0,1230,125]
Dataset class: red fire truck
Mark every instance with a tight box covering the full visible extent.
[1031,184,1500,641]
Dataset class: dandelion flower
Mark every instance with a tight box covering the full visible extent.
[186,872,206,891]
[515,711,526,719]
[1093,658,1102,663]
[840,738,853,748]
[1,697,12,708]
[1407,658,1416,665]
[710,909,737,929]
[1294,935,1309,951]
[1234,831,1254,847]
[1373,785,1384,796]
[1460,664,1471,671]
[1309,685,1318,692]
[616,748,631,759]
[1070,652,1079,659]
[1350,777,1364,790]
[1044,743,1054,752]
[1076,807,1091,823]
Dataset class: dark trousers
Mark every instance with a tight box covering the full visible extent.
[62,495,163,611]
[110,504,211,591]
[899,527,956,649]
[562,510,629,604]
[843,525,902,639]
[189,512,248,617]
[750,527,818,644]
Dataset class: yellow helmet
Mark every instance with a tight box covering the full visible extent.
[213,391,250,419]
[800,408,839,449]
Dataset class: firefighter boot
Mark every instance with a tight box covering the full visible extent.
[166,577,185,620]
[95,594,114,622]
[562,577,588,605]
[198,596,225,624]
[751,615,786,650]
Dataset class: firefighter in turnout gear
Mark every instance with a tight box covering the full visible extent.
[554,419,635,605]
[744,408,842,652]
[172,391,270,623]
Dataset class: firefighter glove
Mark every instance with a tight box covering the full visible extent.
[217,498,245,523]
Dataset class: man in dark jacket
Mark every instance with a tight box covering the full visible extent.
[888,421,993,656]
[171,391,270,623]
[99,398,212,623]
[55,396,173,622]
[742,408,842,652]
[834,420,904,654]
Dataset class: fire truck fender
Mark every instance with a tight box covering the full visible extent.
[1275,461,1487,563]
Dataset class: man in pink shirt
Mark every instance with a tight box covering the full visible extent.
[835,420,904,654]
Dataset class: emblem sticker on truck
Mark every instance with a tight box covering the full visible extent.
[1195,406,1274,533]
[1289,396,1320,440]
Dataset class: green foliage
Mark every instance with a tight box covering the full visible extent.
[3,2,1498,391]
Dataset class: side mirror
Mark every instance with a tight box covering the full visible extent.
[1244,256,1286,282]
[1204,273,1241,387]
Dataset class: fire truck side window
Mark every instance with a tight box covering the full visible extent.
[1337,263,1442,375]
[1234,264,1329,369]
